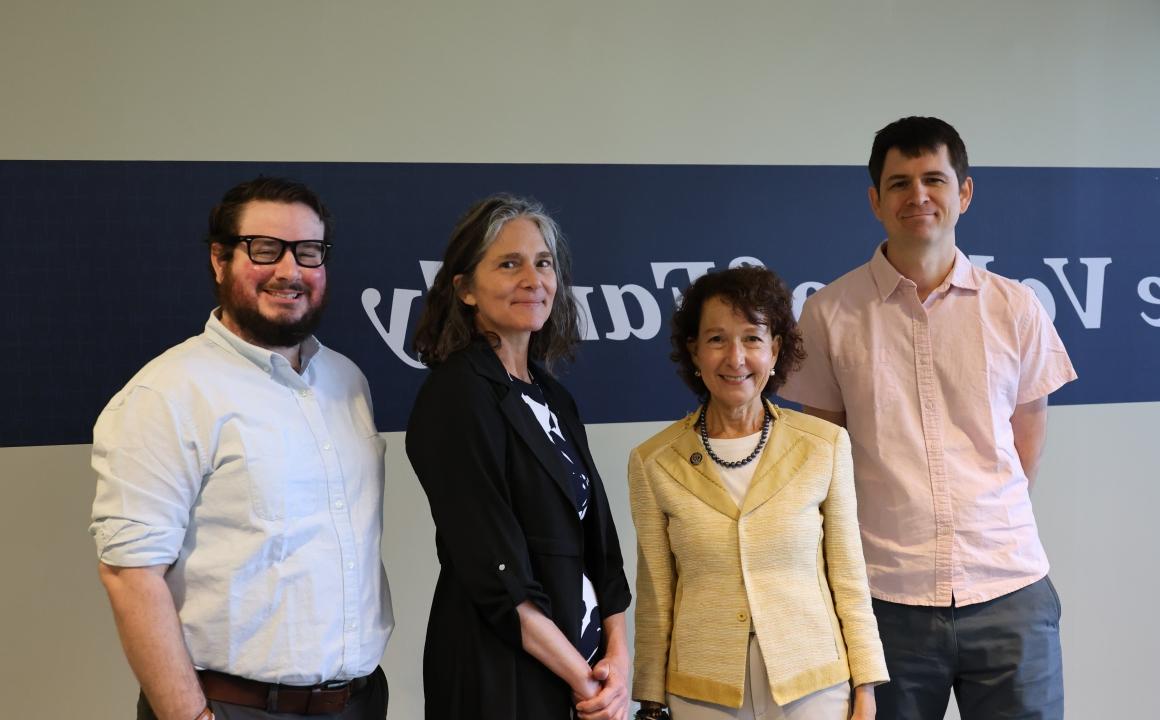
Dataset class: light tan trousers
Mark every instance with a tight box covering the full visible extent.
[667,635,850,720]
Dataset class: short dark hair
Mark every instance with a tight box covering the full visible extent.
[204,176,332,294]
[868,116,969,191]
[412,194,582,369]
[206,176,332,246]
[669,265,804,400]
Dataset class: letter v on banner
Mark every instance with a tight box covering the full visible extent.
[1044,258,1112,329]
[362,287,426,368]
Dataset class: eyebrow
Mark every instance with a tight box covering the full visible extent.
[886,170,950,182]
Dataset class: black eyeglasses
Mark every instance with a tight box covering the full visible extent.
[229,235,333,267]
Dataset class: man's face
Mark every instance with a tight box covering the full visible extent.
[212,200,328,349]
[869,144,973,250]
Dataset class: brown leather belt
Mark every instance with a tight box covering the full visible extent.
[198,669,373,715]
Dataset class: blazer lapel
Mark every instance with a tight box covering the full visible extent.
[466,346,575,508]
[656,412,740,520]
[740,403,809,516]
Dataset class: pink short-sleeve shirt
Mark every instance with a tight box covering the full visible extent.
[780,244,1077,606]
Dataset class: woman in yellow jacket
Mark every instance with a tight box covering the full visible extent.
[630,266,887,720]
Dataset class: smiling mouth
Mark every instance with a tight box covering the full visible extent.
[264,288,304,300]
[720,374,751,382]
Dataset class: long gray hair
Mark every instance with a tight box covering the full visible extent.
[412,194,582,369]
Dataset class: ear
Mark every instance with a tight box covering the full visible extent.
[210,243,230,284]
[958,176,974,214]
[453,273,476,307]
[771,334,783,357]
[868,185,883,222]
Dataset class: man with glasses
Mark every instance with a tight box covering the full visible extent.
[91,177,393,720]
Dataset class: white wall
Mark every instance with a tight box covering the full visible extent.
[2,2,1157,718]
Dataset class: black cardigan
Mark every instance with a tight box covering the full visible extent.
[406,341,631,720]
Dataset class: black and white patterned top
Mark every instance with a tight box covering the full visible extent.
[512,375,602,664]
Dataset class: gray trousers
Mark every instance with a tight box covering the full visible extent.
[137,667,388,720]
[872,576,1064,720]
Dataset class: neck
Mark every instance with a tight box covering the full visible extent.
[490,332,532,382]
[703,398,766,438]
[883,239,956,301]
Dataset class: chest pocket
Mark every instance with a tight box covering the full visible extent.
[834,348,901,415]
[243,425,325,521]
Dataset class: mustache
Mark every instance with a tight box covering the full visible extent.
[262,282,309,293]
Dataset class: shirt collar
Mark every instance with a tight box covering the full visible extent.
[204,309,322,375]
[868,241,981,301]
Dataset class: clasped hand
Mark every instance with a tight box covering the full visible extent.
[573,656,630,720]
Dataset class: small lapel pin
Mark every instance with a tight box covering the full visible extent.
[690,452,703,466]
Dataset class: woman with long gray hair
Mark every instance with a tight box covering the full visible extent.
[406,194,632,720]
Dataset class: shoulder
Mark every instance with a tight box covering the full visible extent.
[775,406,845,445]
[413,344,501,410]
[310,343,374,394]
[800,261,874,318]
[631,412,697,464]
[314,343,366,379]
[972,267,1045,325]
[118,334,224,397]
[975,266,1034,302]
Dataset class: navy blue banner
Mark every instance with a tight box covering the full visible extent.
[3,161,1158,447]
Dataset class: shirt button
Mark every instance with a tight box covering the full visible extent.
[498,563,506,571]
[737,611,748,622]
[347,561,355,570]
[348,622,357,630]
[323,443,333,451]
[334,500,345,509]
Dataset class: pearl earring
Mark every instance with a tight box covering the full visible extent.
[694,369,701,377]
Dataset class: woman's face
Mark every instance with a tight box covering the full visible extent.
[688,295,781,413]
[456,217,557,344]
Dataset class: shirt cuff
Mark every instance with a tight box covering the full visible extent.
[91,518,184,567]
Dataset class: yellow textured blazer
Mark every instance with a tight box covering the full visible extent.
[629,403,888,707]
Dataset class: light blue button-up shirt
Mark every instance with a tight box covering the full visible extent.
[91,312,393,683]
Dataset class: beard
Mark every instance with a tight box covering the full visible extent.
[218,266,329,349]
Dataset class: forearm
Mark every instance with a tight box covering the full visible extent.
[852,683,877,719]
[99,563,206,720]
[601,612,629,667]
[516,600,599,699]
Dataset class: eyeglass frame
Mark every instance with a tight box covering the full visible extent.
[224,235,334,267]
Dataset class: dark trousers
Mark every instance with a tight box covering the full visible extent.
[873,576,1063,720]
[138,667,388,720]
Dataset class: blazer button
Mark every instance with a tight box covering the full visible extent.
[737,611,748,622]
[690,452,703,466]
[498,564,506,571]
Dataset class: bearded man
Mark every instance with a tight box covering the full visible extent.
[91,177,393,720]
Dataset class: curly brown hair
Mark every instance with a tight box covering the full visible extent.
[669,265,804,400]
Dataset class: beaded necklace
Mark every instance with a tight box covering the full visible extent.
[698,404,773,468]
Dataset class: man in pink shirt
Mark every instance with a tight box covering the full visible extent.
[780,116,1076,720]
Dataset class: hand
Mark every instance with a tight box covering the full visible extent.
[850,684,876,720]
[574,657,630,720]
[571,675,602,705]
